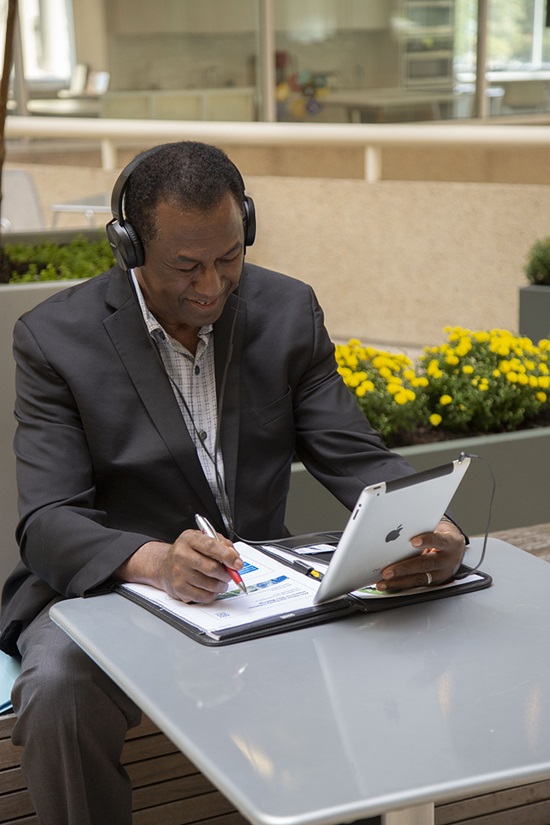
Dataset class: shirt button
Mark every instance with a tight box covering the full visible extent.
[199,431,208,441]
[195,365,200,375]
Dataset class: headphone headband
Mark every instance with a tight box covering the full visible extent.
[106,146,256,272]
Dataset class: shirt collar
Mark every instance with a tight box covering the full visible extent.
[130,270,213,341]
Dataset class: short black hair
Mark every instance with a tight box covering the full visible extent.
[123,141,246,245]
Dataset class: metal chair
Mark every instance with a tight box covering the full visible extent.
[1,169,44,231]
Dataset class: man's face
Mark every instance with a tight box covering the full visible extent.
[135,193,245,345]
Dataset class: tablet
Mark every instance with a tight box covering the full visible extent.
[313,456,471,604]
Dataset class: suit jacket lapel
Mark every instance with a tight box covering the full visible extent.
[103,269,221,523]
[214,289,245,517]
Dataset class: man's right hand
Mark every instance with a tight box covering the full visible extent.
[113,529,244,604]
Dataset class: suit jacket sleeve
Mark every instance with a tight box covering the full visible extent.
[13,316,158,598]
[226,266,416,537]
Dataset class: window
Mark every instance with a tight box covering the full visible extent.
[456,0,550,73]
[0,0,74,87]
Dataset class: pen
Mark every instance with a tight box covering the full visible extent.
[292,559,324,581]
[194,514,248,594]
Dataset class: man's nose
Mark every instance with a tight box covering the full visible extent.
[194,264,223,295]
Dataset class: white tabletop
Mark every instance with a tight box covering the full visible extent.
[50,539,550,825]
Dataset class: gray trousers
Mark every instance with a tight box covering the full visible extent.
[11,603,142,825]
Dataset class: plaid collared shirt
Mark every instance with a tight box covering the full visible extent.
[130,273,231,527]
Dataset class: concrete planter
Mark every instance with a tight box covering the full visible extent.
[3,228,104,246]
[0,280,84,586]
[286,427,550,537]
[519,285,550,343]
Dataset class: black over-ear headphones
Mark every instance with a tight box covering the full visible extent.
[106,146,256,272]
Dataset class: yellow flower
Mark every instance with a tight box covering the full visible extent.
[462,364,474,374]
[537,391,548,403]
[440,394,452,405]
[394,391,409,405]
[455,339,472,357]
[429,413,442,426]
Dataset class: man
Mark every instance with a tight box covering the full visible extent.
[0,142,466,824]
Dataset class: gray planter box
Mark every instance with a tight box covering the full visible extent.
[286,427,550,537]
[519,285,550,342]
[0,281,84,587]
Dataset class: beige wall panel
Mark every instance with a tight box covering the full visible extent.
[6,164,550,350]
[244,177,550,347]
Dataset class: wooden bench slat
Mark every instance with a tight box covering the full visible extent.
[0,716,16,741]
[436,779,550,823]
[127,751,200,788]
[126,714,165,740]
[132,775,216,812]
[0,815,37,825]
[133,790,236,825]
[202,813,249,825]
[0,764,25,795]
[436,798,550,825]
[0,739,22,772]
[0,787,35,820]
[122,731,179,763]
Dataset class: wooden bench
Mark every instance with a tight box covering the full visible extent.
[2,706,550,824]
[0,711,249,825]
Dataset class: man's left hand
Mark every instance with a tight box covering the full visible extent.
[376,518,466,591]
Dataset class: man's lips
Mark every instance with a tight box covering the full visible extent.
[189,296,221,309]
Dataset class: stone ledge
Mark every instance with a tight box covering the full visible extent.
[489,522,550,561]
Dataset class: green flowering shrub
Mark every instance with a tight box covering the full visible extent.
[335,340,429,443]
[4,235,114,283]
[525,237,550,286]
[336,327,550,447]
[419,327,550,433]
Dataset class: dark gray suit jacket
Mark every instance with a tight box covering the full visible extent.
[0,263,413,653]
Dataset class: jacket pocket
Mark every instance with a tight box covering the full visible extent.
[253,387,293,428]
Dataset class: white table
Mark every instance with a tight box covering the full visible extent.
[323,87,458,122]
[50,539,550,825]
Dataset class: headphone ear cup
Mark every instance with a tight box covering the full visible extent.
[106,219,145,271]
[243,196,256,247]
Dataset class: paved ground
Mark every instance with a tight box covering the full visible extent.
[489,522,550,562]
